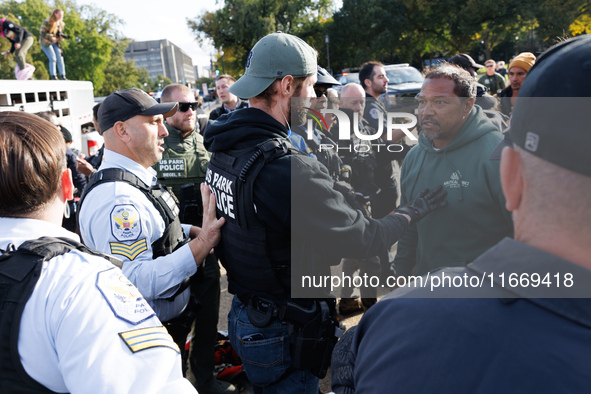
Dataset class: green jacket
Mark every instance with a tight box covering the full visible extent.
[153,123,210,224]
[478,72,506,95]
[394,105,513,276]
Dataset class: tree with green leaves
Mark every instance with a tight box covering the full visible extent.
[187,0,334,76]
[97,39,140,96]
[136,66,156,92]
[57,1,124,90]
[154,74,173,90]
[329,0,590,73]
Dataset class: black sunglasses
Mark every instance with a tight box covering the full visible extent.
[178,102,198,112]
[314,88,328,98]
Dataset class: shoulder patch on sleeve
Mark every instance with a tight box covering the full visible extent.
[369,107,381,120]
[109,238,148,261]
[110,204,142,242]
[119,326,180,354]
[96,268,155,325]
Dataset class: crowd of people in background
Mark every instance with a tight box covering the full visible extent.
[1,27,590,394]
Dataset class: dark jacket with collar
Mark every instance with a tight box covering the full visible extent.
[348,238,591,393]
[207,99,249,123]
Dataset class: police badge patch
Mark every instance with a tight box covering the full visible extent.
[369,107,381,120]
[96,268,156,325]
[110,204,141,242]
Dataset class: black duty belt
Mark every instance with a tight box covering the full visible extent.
[238,293,342,380]
[238,294,319,328]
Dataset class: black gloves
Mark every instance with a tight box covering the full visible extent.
[395,185,448,223]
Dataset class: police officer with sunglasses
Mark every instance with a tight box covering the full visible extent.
[154,84,236,394]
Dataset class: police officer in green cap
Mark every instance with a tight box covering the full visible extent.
[203,31,448,393]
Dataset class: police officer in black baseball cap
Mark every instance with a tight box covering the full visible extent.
[78,88,225,362]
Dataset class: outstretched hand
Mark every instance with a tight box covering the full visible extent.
[75,155,94,177]
[395,185,448,223]
[199,183,225,247]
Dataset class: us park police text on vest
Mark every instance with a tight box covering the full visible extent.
[309,110,418,152]
[158,159,185,178]
[205,168,235,219]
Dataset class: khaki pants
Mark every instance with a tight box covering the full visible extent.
[14,35,34,71]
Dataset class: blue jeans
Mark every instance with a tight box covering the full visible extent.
[228,296,319,394]
[42,43,66,77]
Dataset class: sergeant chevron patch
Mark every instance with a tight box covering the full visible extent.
[110,238,148,261]
[119,326,180,353]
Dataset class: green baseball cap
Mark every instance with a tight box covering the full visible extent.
[229,32,317,99]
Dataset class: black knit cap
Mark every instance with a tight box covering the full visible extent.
[98,88,177,133]
[490,34,591,177]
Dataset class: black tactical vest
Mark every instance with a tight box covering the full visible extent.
[205,138,293,299]
[0,237,119,393]
[79,168,187,258]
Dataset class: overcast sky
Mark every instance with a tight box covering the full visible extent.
[76,0,220,67]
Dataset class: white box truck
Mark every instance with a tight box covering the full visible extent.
[0,80,103,156]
